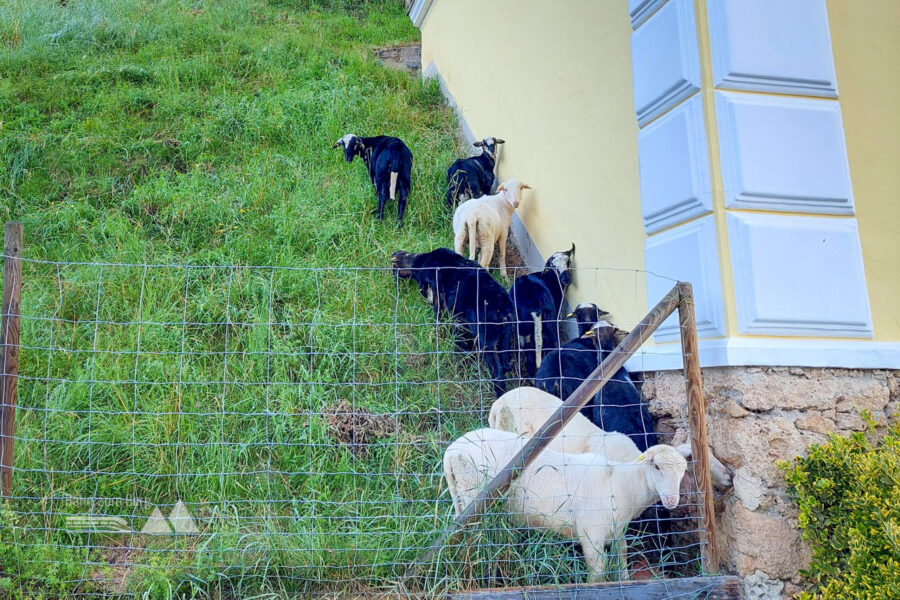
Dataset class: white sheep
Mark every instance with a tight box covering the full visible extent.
[488,386,733,490]
[452,178,530,279]
[443,428,687,581]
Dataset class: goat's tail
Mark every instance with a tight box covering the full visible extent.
[389,171,398,201]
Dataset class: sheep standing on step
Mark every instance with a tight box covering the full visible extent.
[509,245,576,379]
[446,137,504,207]
[452,179,530,279]
[488,386,733,490]
[443,428,687,581]
[333,134,413,224]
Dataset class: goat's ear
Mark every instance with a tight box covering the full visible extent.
[495,138,505,144]
[565,311,575,319]
[496,184,506,192]
[473,141,483,147]
[332,141,342,149]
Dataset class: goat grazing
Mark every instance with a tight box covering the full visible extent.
[443,428,687,581]
[452,179,530,279]
[391,248,515,397]
[333,134,413,224]
[510,245,576,378]
[536,311,657,451]
[488,386,733,490]
[446,137,504,207]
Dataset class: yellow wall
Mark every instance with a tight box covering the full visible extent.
[421,0,648,327]
[827,0,900,341]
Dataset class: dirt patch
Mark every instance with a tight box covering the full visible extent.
[325,400,397,456]
[374,44,421,74]
[90,545,142,595]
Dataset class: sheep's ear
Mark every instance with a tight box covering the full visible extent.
[520,184,532,190]
[636,453,646,463]
[473,141,483,147]
[496,184,506,192]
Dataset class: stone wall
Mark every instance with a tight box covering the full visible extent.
[644,367,900,599]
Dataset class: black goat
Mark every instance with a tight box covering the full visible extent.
[391,248,515,397]
[509,245,576,380]
[535,303,657,451]
[445,137,504,207]
[333,134,413,224]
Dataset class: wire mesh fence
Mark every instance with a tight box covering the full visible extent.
[1,252,712,598]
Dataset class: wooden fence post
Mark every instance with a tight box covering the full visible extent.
[404,284,683,580]
[1,221,23,499]
[677,281,720,573]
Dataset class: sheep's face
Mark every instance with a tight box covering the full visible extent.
[496,179,530,209]
[390,250,418,278]
[639,445,687,510]
[545,244,575,286]
[473,137,505,159]
[333,134,364,163]
[566,302,611,327]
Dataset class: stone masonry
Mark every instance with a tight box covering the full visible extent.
[644,367,900,599]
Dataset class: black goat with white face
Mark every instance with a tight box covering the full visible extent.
[445,136,505,207]
[333,134,413,224]
[509,244,576,379]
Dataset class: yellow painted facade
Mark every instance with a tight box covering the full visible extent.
[827,0,900,340]
[420,0,649,328]
[420,0,900,347]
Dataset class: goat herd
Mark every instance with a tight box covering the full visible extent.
[332,133,732,580]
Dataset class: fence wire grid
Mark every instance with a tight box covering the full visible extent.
[0,254,710,598]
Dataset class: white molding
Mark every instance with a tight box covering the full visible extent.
[626,338,900,372]
[631,0,701,127]
[639,93,711,233]
[715,91,854,214]
[645,216,726,341]
[629,0,668,29]
[408,0,435,28]
[727,212,873,338]
[707,0,838,98]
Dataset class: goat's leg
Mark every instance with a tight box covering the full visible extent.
[454,227,468,256]
[478,231,495,271]
[375,179,388,220]
[396,188,407,225]
[579,533,608,583]
[498,229,509,279]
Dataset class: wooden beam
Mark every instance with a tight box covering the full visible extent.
[677,281,720,573]
[1,221,23,498]
[449,575,740,600]
[404,284,683,579]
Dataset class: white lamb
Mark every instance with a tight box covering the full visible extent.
[452,178,530,279]
[443,428,687,581]
[488,386,733,490]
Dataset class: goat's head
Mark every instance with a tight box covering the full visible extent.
[496,179,530,209]
[581,320,619,352]
[390,250,418,278]
[637,445,687,509]
[566,302,610,327]
[544,243,575,286]
[473,137,505,159]
[332,134,365,163]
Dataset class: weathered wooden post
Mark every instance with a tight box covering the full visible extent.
[677,281,720,573]
[1,221,23,499]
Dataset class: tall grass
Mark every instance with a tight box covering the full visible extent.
[0,0,616,597]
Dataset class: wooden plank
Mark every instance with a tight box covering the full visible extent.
[405,285,683,579]
[677,282,719,574]
[449,575,740,600]
[1,221,23,498]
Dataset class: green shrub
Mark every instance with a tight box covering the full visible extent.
[780,421,900,599]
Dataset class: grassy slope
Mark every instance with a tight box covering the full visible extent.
[0,1,592,597]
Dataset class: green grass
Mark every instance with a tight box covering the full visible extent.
[0,1,688,597]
